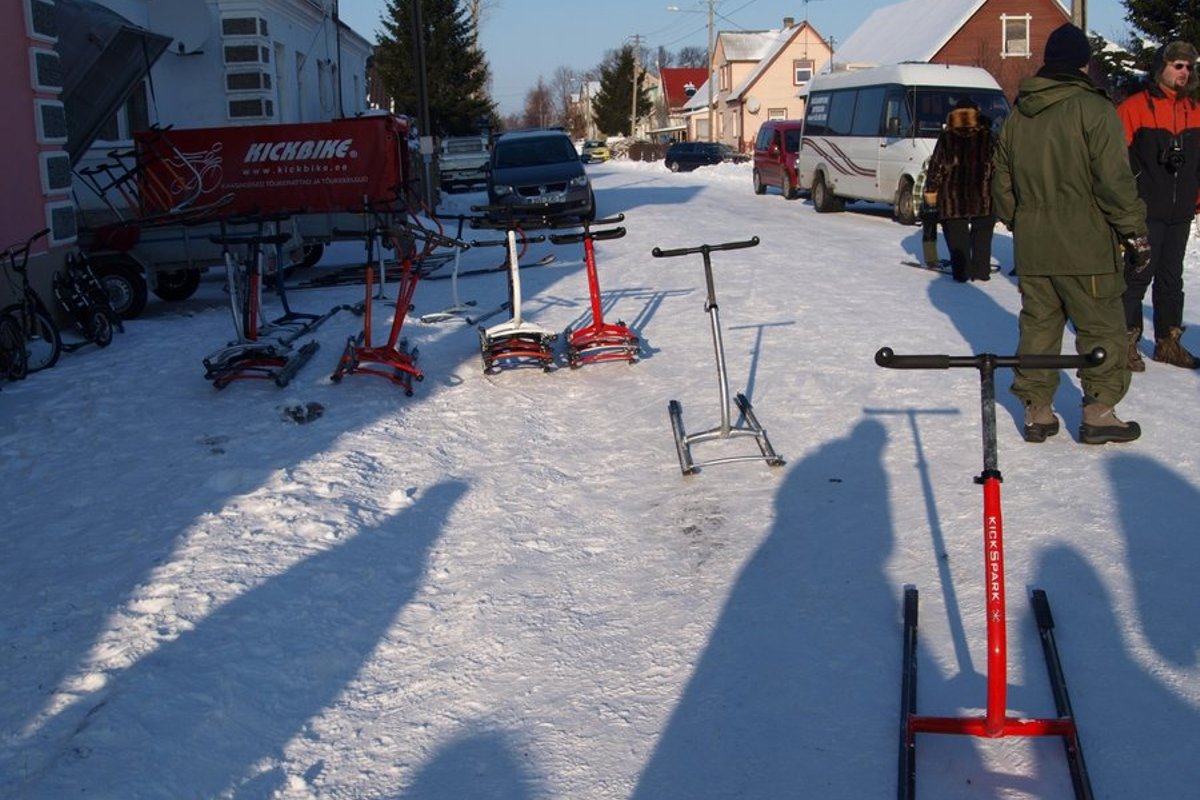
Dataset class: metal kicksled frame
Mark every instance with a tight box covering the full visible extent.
[651,236,784,475]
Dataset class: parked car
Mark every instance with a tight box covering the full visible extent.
[580,139,611,163]
[752,119,804,199]
[487,129,595,220]
[663,141,749,172]
[439,134,490,191]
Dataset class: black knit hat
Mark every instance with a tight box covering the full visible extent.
[1043,23,1090,70]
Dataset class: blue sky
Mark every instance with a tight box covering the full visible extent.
[338,0,1132,115]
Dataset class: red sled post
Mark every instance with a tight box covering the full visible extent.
[875,347,1099,800]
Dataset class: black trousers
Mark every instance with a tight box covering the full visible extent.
[941,216,995,281]
[1123,218,1191,338]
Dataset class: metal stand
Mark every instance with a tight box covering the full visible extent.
[651,236,784,474]
[470,205,556,374]
[549,213,639,367]
[876,346,1103,800]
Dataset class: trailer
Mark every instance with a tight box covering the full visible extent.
[76,115,413,318]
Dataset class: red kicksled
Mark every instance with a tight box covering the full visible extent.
[548,214,639,367]
[875,346,1104,800]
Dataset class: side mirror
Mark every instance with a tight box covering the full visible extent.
[886,117,901,136]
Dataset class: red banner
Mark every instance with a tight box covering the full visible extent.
[136,115,411,217]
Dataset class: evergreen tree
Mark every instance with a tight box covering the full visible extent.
[591,47,652,137]
[373,0,496,135]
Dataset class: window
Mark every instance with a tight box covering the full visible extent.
[224,44,270,65]
[883,88,913,137]
[1001,14,1031,58]
[221,16,268,37]
[793,59,814,86]
[94,82,149,143]
[826,90,856,136]
[228,97,275,119]
[804,92,830,136]
[768,107,787,120]
[850,87,886,136]
[226,70,272,92]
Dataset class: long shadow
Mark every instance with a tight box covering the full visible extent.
[1029,545,1200,795]
[1107,453,1200,667]
[395,729,542,800]
[14,481,467,799]
[631,419,903,797]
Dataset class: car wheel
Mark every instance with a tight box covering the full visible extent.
[811,173,844,213]
[152,268,201,302]
[667,160,680,173]
[753,170,766,195]
[781,173,795,200]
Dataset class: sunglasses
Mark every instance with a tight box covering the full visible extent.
[1170,62,1194,71]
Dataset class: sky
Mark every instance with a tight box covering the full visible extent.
[338,0,1134,115]
[3,158,1199,798]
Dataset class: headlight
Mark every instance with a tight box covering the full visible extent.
[492,184,514,197]
[569,174,589,188]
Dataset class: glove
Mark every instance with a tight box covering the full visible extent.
[1123,235,1151,273]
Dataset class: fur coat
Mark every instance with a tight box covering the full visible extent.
[924,106,995,219]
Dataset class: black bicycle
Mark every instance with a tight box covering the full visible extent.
[54,250,121,351]
[1,228,62,381]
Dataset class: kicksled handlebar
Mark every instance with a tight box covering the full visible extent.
[875,347,1106,371]
[651,236,760,259]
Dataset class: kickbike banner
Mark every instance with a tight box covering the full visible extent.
[136,115,411,217]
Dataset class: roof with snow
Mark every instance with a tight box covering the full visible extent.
[832,0,1070,68]
[730,22,825,99]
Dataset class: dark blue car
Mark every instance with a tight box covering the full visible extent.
[663,141,749,172]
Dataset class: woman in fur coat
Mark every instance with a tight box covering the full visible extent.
[923,99,996,282]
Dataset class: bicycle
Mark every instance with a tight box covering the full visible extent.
[53,250,121,351]
[1,228,61,381]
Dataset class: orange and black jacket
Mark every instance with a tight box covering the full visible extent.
[1117,86,1200,224]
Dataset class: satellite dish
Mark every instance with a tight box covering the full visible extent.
[147,0,211,55]
[746,97,761,114]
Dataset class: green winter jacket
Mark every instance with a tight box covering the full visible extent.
[992,70,1147,276]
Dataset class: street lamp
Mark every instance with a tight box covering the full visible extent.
[667,2,715,142]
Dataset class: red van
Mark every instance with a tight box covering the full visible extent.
[752,120,804,199]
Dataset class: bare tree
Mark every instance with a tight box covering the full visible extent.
[550,66,578,122]
[676,46,708,68]
[521,78,555,128]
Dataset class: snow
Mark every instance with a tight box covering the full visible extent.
[3,159,1199,798]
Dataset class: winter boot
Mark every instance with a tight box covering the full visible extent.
[1079,401,1141,445]
[1023,402,1060,443]
[1127,328,1145,372]
[1152,326,1199,368]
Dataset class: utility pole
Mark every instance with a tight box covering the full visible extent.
[1071,0,1086,32]
[706,0,715,142]
[629,34,643,139]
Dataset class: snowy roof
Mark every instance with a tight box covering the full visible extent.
[833,0,1070,68]
[730,22,825,100]
[720,30,782,62]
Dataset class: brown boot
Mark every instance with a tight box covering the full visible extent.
[1079,402,1141,445]
[1127,328,1145,372]
[1152,326,1199,368]
[1023,402,1060,443]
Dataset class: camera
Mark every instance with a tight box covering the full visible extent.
[1160,138,1185,173]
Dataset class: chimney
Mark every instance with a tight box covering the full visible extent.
[1071,0,1086,31]
[783,16,795,28]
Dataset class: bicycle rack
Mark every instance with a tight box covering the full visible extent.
[548,214,640,367]
[202,217,320,389]
[876,346,1102,800]
[470,206,556,374]
[331,217,467,394]
[419,213,477,323]
[651,236,784,474]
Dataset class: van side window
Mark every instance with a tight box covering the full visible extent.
[883,88,913,137]
[851,87,887,136]
[804,92,830,136]
[784,129,801,152]
[826,90,856,136]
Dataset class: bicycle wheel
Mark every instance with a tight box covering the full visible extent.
[22,304,62,372]
[0,311,27,381]
[86,307,116,348]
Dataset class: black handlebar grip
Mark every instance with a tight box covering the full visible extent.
[652,236,760,259]
[876,347,1105,370]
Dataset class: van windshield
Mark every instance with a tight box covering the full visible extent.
[911,88,1010,136]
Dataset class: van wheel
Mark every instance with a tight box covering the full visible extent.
[153,268,201,302]
[895,177,918,225]
[94,256,148,320]
[753,170,767,195]
[781,173,796,200]
[811,173,843,213]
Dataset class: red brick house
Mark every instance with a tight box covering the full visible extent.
[833,0,1077,101]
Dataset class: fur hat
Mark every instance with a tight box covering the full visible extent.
[947,99,982,132]
[1153,41,1199,93]
[1043,23,1091,70]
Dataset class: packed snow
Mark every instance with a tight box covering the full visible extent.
[2,159,1198,799]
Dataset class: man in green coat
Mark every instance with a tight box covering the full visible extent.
[992,23,1150,445]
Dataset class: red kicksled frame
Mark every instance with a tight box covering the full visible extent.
[548,214,639,367]
[875,347,1103,800]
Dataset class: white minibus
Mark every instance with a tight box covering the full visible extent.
[796,63,1009,223]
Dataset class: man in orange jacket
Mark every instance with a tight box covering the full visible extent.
[1117,40,1200,370]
